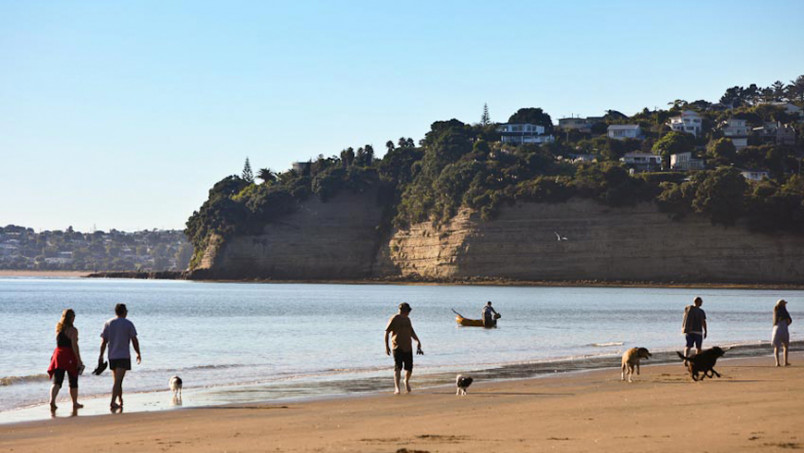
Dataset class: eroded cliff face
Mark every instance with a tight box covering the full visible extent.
[388,199,804,283]
[193,195,804,284]
[191,190,390,280]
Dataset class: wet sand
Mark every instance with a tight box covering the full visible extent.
[2,353,801,452]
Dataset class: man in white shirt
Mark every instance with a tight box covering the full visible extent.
[99,303,141,412]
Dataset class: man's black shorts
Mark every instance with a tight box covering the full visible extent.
[393,349,413,372]
[109,358,132,370]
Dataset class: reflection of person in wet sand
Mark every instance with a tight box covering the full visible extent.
[384,302,422,395]
[772,299,792,367]
[47,309,84,413]
[99,303,141,412]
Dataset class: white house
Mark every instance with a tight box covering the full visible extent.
[720,118,749,150]
[670,152,705,171]
[498,123,555,144]
[607,124,642,140]
[620,152,662,171]
[667,110,703,137]
[740,169,769,181]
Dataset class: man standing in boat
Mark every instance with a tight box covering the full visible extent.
[482,301,499,328]
[385,302,423,395]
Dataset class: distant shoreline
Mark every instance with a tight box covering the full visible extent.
[0,270,91,278]
[81,270,804,289]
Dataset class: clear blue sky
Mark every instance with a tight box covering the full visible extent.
[1,0,802,232]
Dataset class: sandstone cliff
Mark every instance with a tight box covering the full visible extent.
[388,199,804,284]
[193,194,804,284]
[191,190,389,280]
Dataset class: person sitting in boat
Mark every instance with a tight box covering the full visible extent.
[482,301,499,327]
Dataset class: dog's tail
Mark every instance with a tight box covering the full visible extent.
[676,351,690,363]
[451,308,464,318]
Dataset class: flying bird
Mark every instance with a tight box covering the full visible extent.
[555,232,568,241]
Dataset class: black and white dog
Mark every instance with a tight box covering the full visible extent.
[169,376,183,399]
[456,374,473,396]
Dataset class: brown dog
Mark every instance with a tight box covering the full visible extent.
[621,347,652,382]
[677,347,725,381]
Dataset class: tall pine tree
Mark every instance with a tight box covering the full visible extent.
[242,157,254,182]
[481,103,490,126]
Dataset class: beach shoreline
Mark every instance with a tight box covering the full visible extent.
[82,270,804,290]
[2,353,801,452]
[3,267,800,289]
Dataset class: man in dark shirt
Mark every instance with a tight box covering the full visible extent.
[682,296,707,358]
[384,302,422,394]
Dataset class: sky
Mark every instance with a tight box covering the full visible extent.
[1,0,803,232]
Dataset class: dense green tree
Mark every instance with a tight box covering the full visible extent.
[692,167,748,226]
[652,131,696,166]
[507,108,554,134]
[706,138,737,167]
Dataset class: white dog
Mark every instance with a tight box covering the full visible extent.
[456,374,474,396]
[169,375,183,399]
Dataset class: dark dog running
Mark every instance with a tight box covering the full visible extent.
[677,347,725,381]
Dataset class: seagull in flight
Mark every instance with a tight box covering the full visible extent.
[555,232,568,241]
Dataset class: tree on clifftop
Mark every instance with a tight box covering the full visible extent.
[652,131,696,167]
[242,158,254,183]
[692,167,748,226]
[481,103,490,126]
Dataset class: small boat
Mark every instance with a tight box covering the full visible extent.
[452,309,501,328]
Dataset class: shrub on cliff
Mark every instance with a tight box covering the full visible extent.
[692,167,748,226]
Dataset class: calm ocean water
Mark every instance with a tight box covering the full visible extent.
[0,277,799,422]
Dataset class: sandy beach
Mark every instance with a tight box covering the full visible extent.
[2,353,801,453]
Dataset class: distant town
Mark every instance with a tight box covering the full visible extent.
[0,225,191,271]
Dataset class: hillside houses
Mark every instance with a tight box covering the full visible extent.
[670,152,706,171]
[754,121,796,145]
[498,123,555,144]
[720,118,750,149]
[607,124,642,140]
[667,110,703,137]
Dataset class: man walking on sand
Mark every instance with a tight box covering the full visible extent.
[682,296,707,358]
[99,303,141,412]
[385,302,423,394]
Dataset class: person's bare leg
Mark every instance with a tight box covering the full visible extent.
[69,386,82,409]
[49,384,60,411]
[404,370,412,393]
[116,369,127,407]
[393,369,401,395]
[783,343,790,366]
[683,347,690,358]
[774,346,781,366]
[111,368,126,410]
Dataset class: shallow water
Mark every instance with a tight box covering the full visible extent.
[0,277,798,423]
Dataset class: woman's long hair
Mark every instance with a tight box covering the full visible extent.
[56,309,75,333]
[774,300,789,325]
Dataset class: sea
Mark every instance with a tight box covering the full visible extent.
[0,277,799,424]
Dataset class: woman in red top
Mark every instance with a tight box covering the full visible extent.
[47,309,84,412]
